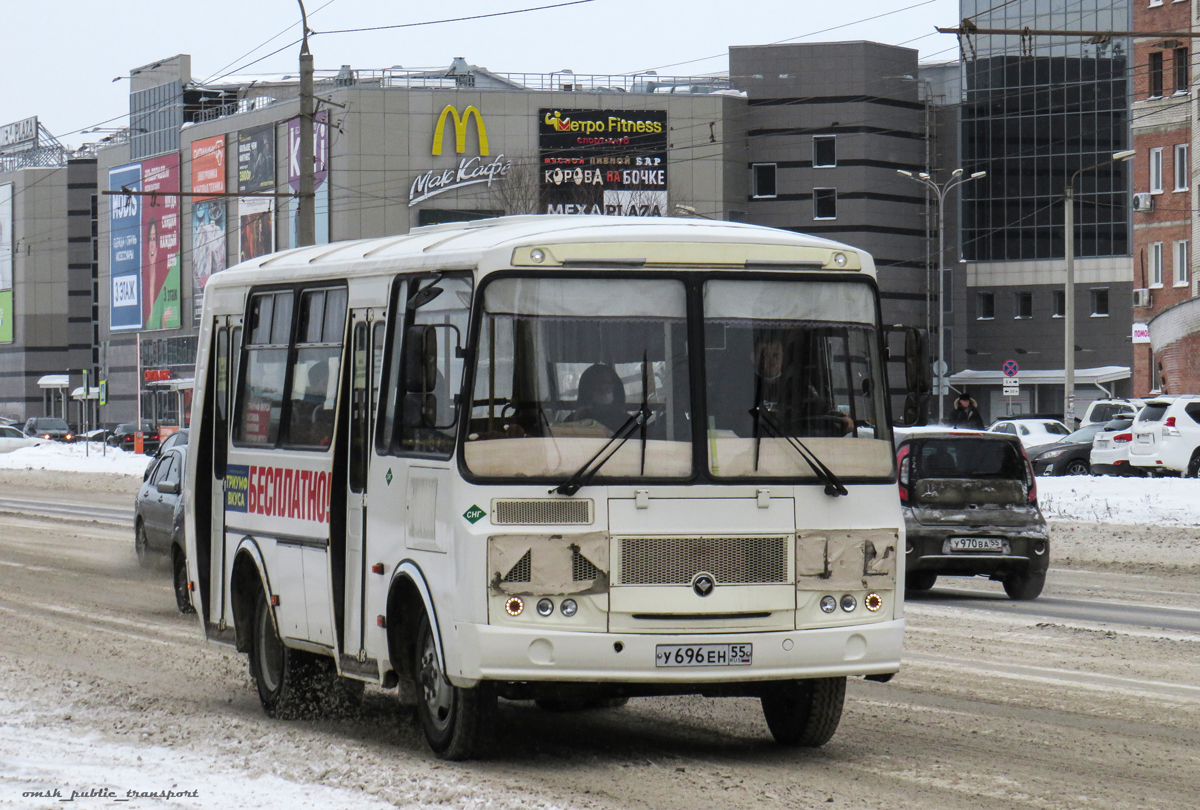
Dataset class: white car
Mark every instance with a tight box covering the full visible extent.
[1128,396,1200,477]
[1088,416,1141,476]
[1080,398,1142,428]
[987,418,1071,449]
[0,424,45,453]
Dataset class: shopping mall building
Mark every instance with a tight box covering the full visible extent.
[5,43,945,428]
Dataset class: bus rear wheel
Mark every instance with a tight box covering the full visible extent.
[414,615,495,760]
[761,677,846,747]
[250,589,324,719]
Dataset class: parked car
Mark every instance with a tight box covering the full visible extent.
[1080,398,1142,428]
[897,431,1049,600]
[1128,396,1200,477]
[1088,417,1144,476]
[108,421,160,454]
[0,424,44,453]
[23,417,74,442]
[986,418,1070,449]
[134,445,193,613]
[1027,423,1109,476]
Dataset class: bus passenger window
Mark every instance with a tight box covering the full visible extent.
[286,287,347,449]
[399,276,472,457]
[235,291,293,446]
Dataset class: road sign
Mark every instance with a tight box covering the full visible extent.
[1003,386,1020,397]
[1002,359,1019,378]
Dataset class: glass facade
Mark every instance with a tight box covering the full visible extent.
[960,0,1131,262]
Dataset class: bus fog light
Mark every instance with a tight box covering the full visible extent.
[505,597,524,616]
[1034,540,1047,555]
[865,592,883,612]
[536,598,554,616]
[560,599,578,617]
[840,594,857,612]
[820,595,837,614]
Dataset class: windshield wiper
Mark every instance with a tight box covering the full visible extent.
[749,406,848,497]
[551,404,651,496]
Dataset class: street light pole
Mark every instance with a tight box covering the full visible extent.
[296,0,316,248]
[897,168,987,423]
[1063,149,1136,427]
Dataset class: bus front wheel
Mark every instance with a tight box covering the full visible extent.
[761,677,846,747]
[414,615,495,760]
[250,589,323,719]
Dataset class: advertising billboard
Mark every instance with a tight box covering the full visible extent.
[191,135,226,324]
[288,111,330,246]
[141,154,181,330]
[238,124,275,263]
[109,164,143,332]
[538,109,668,216]
[0,291,11,344]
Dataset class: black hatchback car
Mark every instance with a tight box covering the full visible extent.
[23,417,74,442]
[1027,423,1109,476]
[898,431,1050,600]
[135,445,193,613]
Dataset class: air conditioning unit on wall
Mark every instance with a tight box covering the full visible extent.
[1132,193,1155,212]
[1133,288,1152,308]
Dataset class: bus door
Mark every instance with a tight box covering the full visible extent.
[341,307,384,670]
[210,316,242,631]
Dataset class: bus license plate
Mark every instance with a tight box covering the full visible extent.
[949,537,1003,552]
[656,644,752,667]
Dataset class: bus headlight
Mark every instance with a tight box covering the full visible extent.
[840,594,857,612]
[536,598,554,616]
[819,595,837,614]
[865,592,883,612]
[560,599,578,617]
[505,597,524,616]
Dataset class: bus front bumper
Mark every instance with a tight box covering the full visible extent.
[447,618,904,686]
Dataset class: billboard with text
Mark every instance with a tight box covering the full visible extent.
[238,124,275,262]
[109,164,143,332]
[191,135,226,324]
[141,153,181,330]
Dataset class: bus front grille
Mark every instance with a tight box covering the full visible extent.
[492,499,593,525]
[616,536,791,586]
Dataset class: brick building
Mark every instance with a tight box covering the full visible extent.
[1131,0,1200,394]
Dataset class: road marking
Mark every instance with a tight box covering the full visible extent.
[927,584,1200,615]
[906,651,1200,701]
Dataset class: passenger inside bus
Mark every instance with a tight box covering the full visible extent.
[289,359,335,447]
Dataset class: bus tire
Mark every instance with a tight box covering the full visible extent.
[250,589,322,719]
[414,614,495,760]
[761,676,846,747]
[172,546,194,614]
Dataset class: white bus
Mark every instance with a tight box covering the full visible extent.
[185,215,916,759]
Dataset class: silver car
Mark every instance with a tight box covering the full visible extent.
[134,446,194,613]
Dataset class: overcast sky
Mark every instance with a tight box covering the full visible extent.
[4,0,960,148]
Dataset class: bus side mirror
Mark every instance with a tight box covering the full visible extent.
[405,325,437,393]
[402,392,437,428]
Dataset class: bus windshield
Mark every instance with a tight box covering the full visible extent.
[703,279,893,479]
[465,277,692,479]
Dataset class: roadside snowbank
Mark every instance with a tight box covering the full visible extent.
[1038,475,1200,526]
[0,442,149,476]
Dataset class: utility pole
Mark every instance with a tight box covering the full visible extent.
[297,0,316,247]
[897,168,987,423]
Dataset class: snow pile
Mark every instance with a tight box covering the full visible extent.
[0,441,150,476]
[0,714,399,809]
[1038,476,1200,526]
